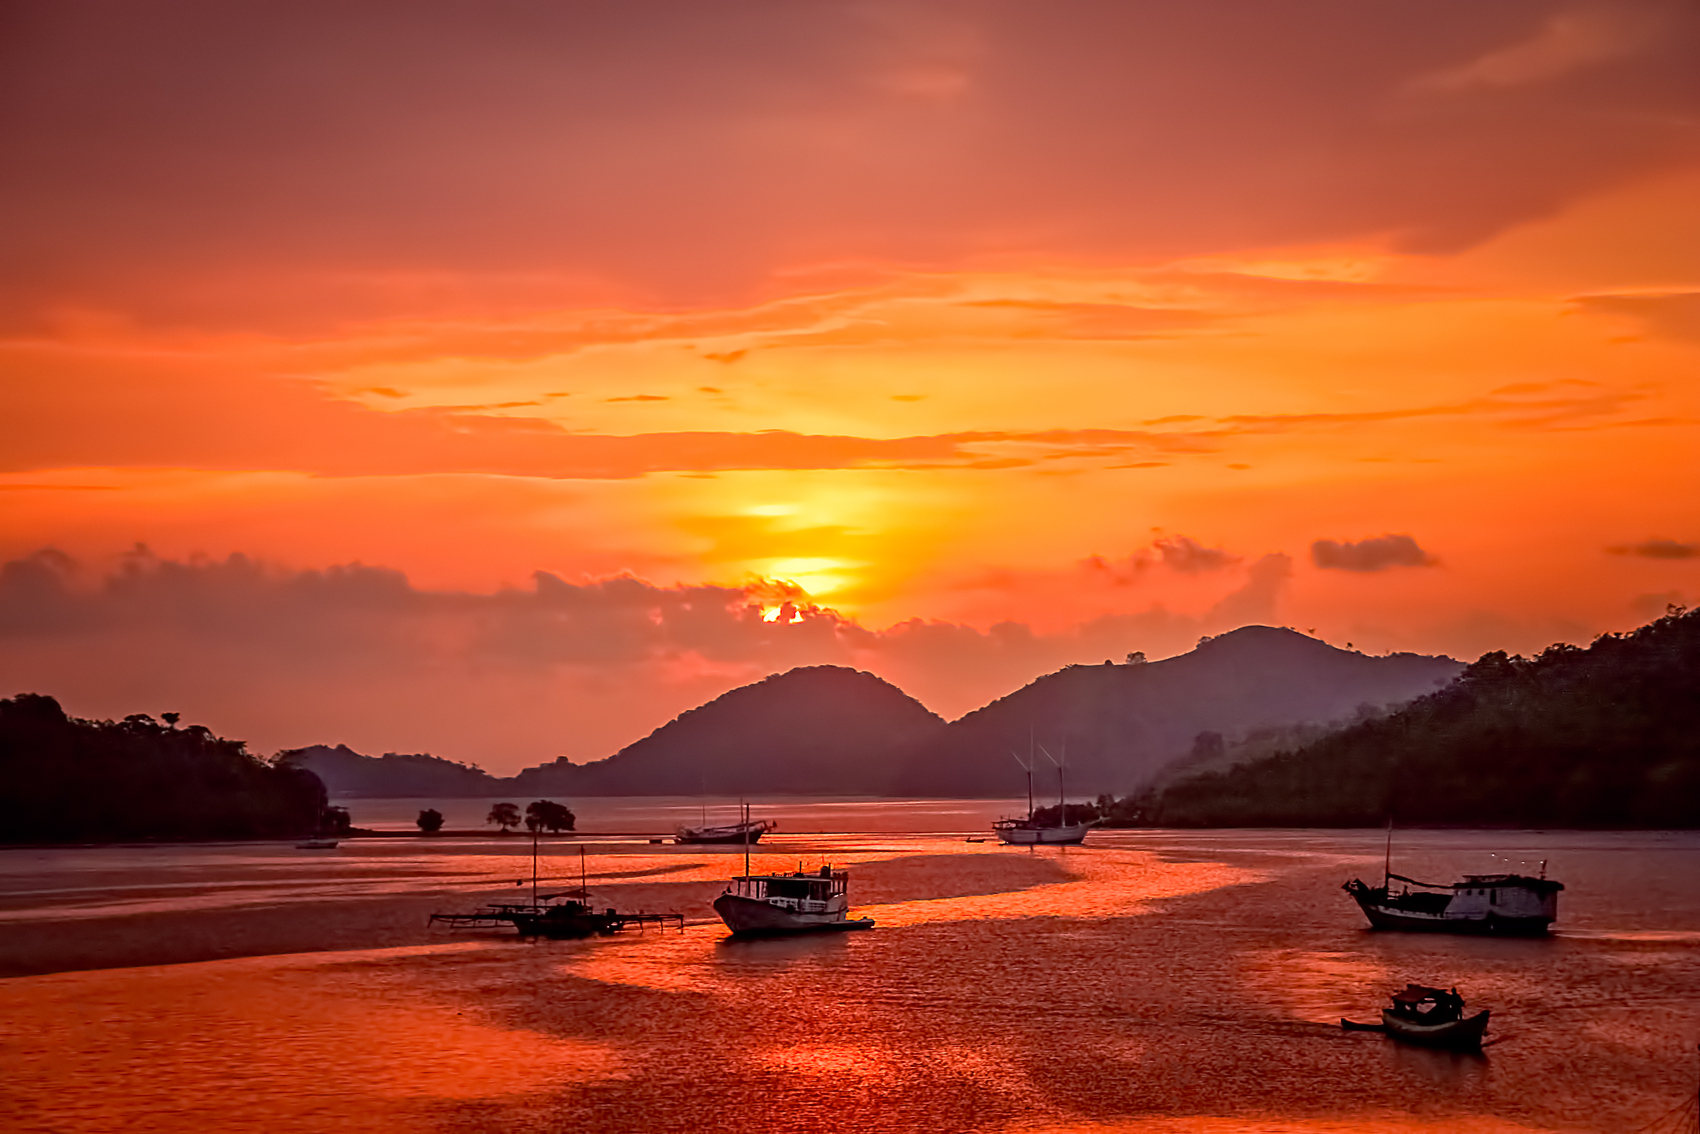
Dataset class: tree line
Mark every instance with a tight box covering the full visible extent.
[1102,606,1700,828]
[0,693,331,842]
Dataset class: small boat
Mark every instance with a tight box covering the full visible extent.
[295,837,339,849]
[712,865,875,936]
[430,840,681,939]
[507,894,622,939]
[993,742,1091,846]
[1343,984,1490,1050]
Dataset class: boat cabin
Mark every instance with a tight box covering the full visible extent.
[1389,983,1465,1023]
[1442,873,1563,921]
[725,866,849,914]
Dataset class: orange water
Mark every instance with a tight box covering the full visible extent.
[2,830,1697,1133]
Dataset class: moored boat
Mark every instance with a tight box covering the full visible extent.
[1343,871,1563,935]
[712,865,875,935]
[676,817,777,844]
[993,742,1092,846]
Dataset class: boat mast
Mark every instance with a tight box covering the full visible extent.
[1383,813,1394,888]
[742,798,750,881]
[532,825,539,905]
[1027,728,1035,820]
[1059,739,1066,826]
[580,844,587,896]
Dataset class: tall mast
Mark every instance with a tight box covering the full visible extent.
[1058,739,1066,824]
[742,799,750,880]
[580,844,587,896]
[1383,813,1394,888]
[1027,728,1035,820]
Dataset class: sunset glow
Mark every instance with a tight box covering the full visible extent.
[2,2,1697,768]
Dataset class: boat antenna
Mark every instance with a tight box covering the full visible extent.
[742,798,750,881]
[532,824,539,905]
[580,843,587,897]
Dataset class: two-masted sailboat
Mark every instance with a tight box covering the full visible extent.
[992,742,1091,846]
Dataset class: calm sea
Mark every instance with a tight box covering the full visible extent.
[2,816,1697,1134]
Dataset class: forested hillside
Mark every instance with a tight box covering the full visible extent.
[1130,608,1700,828]
[0,694,329,842]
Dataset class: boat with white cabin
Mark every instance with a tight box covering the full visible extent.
[713,865,875,935]
[1343,828,1562,934]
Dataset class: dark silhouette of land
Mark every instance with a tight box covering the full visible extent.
[1120,607,1700,828]
[893,627,1461,796]
[0,694,328,843]
[283,631,1461,798]
[513,666,946,796]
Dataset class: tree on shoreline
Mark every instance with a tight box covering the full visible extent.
[486,802,520,832]
[416,808,444,833]
[524,799,575,833]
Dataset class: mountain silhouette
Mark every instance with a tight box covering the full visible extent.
[891,626,1462,797]
[1138,608,1700,827]
[279,745,501,798]
[512,665,946,796]
[284,633,1459,799]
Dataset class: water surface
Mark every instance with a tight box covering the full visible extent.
[2,828,1696,1133]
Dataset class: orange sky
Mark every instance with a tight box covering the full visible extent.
[2,2,1698,771]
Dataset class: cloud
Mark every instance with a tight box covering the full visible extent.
[1311,535,1437,572]
[1607,538,1700,559]
[1573,292,1700,344]
[1412,4,1668,92]
[1153,536,1238,574]
[0,547,1290,771]
[3,2,1697,328]
[1204,554,1292,627]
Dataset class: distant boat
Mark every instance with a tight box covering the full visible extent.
[295,837,339,849]
[1343,983,1490,1050]
[676,817,777,844]
[993,741,1091,846]
[1343,824,1562,934]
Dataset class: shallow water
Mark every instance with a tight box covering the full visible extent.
[2,829,1698,1133]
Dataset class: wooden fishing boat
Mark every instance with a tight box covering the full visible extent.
[1343,823,1562,934]
[710,803,874,935]
[1342,983,1490,1050]
[713,865,875,935]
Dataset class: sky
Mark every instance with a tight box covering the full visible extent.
[2,1,1698,772]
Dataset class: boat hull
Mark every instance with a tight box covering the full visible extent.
[712,892,874,936]
[1355,899,1551,936]
[509,912,620,939]
[1381,1008,1490,1049]
[993,823,1090,846]
[676,820,775,844]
